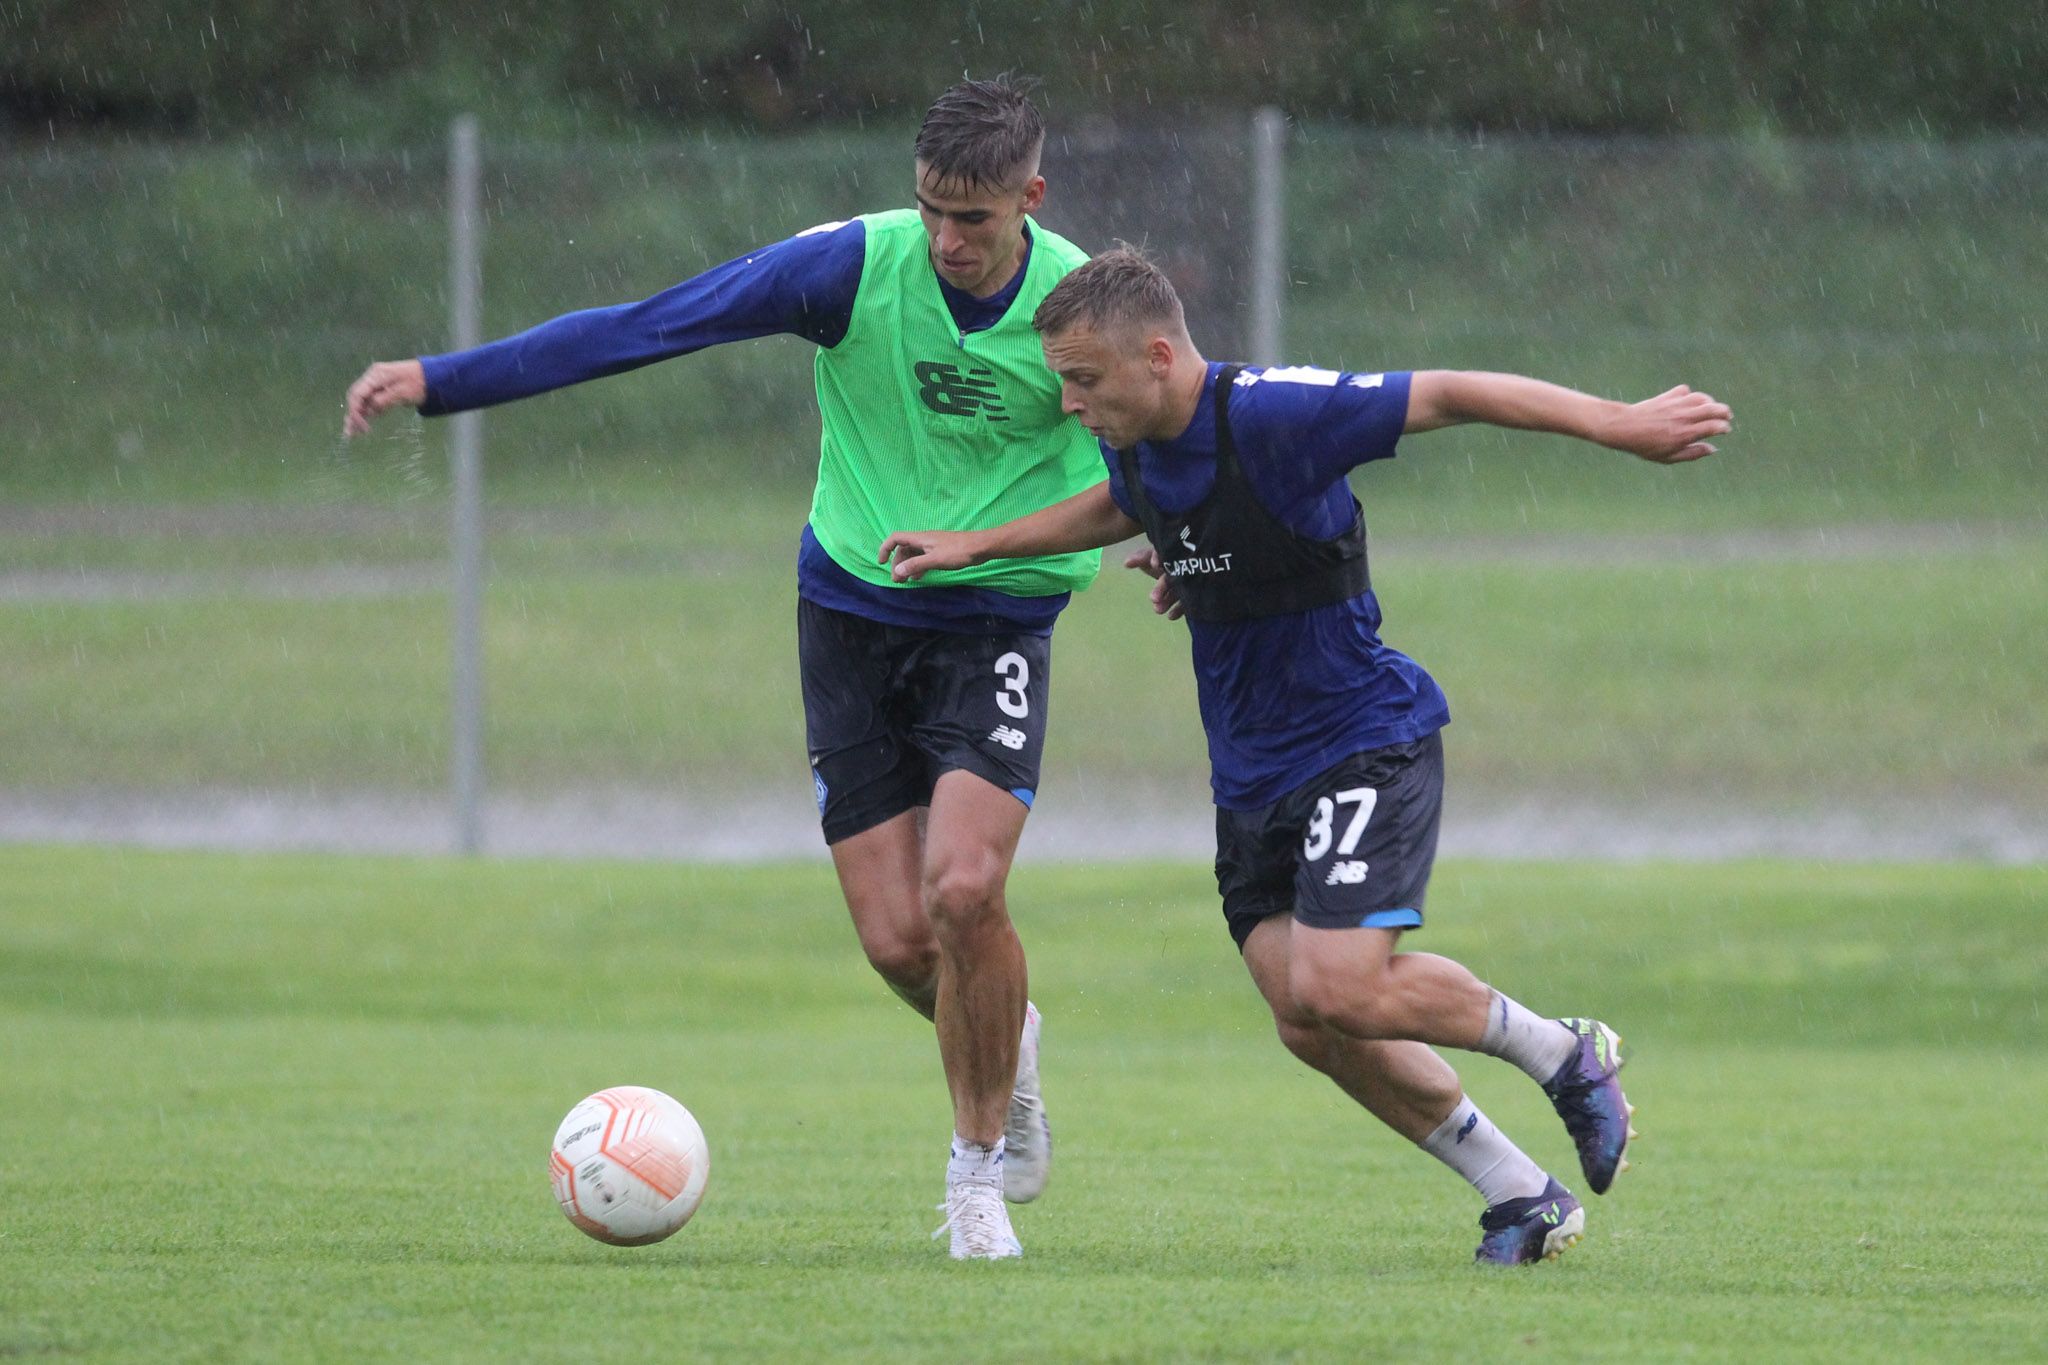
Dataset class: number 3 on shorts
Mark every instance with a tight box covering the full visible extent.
[1304,787,1378,861]
[995,651,1030,719]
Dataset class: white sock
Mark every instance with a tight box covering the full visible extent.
[1477,989,1577,1083]
[947,1134,1005,1187]
[1420,1097,1551,1206]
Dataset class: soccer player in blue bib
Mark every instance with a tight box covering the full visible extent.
[881,248,1732,1265]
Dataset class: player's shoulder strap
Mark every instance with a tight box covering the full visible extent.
[848,209,926,269]
[1120,363,1372,624]
[833,209,933,348]
[1212,363,1246,468]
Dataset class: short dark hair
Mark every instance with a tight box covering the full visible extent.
[914,75,1046,192]
[1032,246,1185,338]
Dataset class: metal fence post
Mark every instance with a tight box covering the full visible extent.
[1249,107,1287,367]
[448,115,485,855]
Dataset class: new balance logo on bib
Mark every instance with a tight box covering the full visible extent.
[914,360,1009,422]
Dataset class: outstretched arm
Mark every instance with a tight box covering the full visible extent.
[1404,371,1731,464]
[341,220,864,437]
[880,482,1140,582]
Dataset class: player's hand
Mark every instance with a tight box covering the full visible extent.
[1600,385,1732,464]
[1122,546,1184,620]
[343,359,428,437]
[879,529,981,582]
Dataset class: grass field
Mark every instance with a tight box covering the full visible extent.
[2,847,2043,1361]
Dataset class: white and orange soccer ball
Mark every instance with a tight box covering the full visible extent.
[549,1086,711,1245]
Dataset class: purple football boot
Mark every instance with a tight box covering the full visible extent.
[1541,1018,1636,1194]
[1474,1179,1585,1266]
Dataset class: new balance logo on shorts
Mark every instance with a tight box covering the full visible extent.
[1324,859,1370,886]
[914,361,1009,422]
[987,725,1028,751]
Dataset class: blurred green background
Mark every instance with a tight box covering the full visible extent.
[5,131,2045,830]
[4,7,2045,845]
[9,1,2045,137]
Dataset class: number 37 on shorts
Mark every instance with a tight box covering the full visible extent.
[1292,735,1444,930]
[1305,786,1377,872]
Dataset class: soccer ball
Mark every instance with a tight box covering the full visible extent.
[549,1086,710,1246]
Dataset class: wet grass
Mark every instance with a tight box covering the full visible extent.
[1,847,2042,1361]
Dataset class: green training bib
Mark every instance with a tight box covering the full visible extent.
[809,209,1104,597]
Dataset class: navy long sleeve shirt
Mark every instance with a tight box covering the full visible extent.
[419,217,1065,632]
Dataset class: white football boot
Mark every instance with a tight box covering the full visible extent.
[933,1178,1023,1260]
[1003,1001,1051,1204]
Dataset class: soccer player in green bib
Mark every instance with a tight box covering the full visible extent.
[343,78,1094,1259]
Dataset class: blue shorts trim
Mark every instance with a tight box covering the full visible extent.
[1010,787,1036,809]
[1359,907,1423,930]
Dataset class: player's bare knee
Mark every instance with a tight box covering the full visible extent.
[1272,1013,1331,1071]
[858,928,938,991]
[920,856,1006,936]
[1291,956,1395,1038]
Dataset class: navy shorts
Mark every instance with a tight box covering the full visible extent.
[798,597,1051,845]
[1213,731,1444,951]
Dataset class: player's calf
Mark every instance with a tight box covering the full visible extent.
[1286,933,1494,1050]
